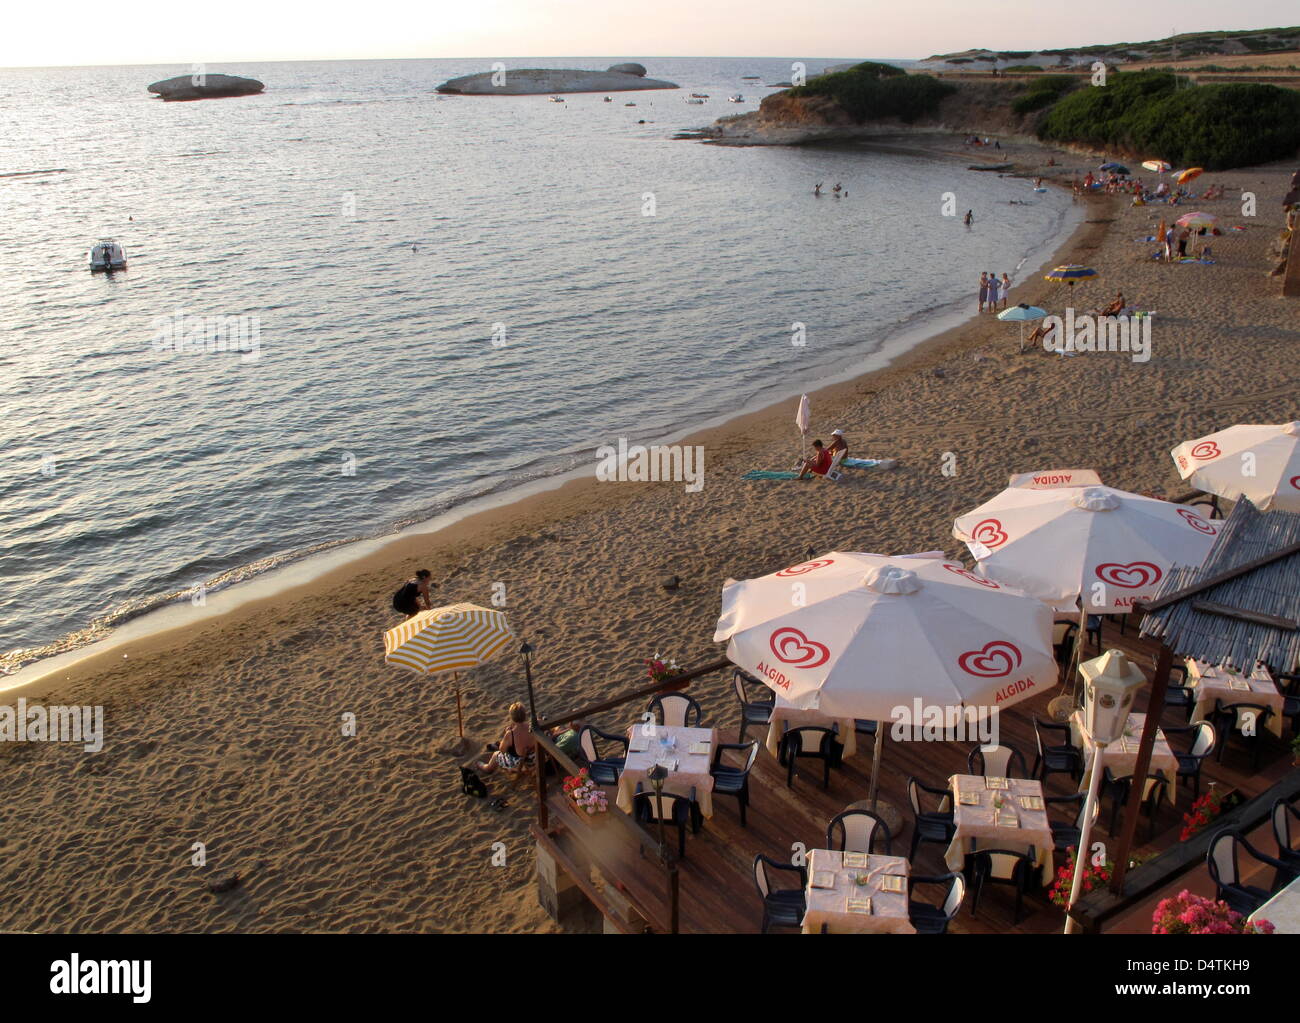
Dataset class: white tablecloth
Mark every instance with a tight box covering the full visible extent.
[944,774,1054,886]
[1070,712,1179,804]
[1186,659,1284,738]
[765,694,857,758]
[801,849,915,934]
[616,724,717,818]
[1250,875,1300,934]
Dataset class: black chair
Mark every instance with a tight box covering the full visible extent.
[907,873,966,934]
[732,670,773,744]
[1085,615,1103,652]
[1045,793,1098,854]
[1270,797,1300,886]
[632,782,700,859]
[967,743,1028,779]
[1206,829,1289,917]
[1283,694,1300,739]
[710,740,759,826]
[577,725,628,786]
[1163,663,1195,718]
[826,808,892,855]
[1163,721,1217,801]
[854,719,878,743]
[779,725,842,790]
[969,845,1037,925]
[1211,701,1273,770]
[1031,717,1083,788]
[1051,620,1078,666]
[753,854,807,933]
[1104,768,1169,840]
[907,776,957,862]
[647,692,704,728]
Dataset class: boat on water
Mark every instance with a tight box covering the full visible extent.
[727,94,745,102]
[685,97,705,104]
[88,239,126,272]
[603,96,611,102]
[690,93,709,98]
[741,75,760,80]
[624,102,636,107]
[549,95,565,103]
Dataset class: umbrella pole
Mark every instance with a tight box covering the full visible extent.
[1019,321,1025,354]
[454,671,464,738]
[1063,739,1106,934]
[868,725,886,809]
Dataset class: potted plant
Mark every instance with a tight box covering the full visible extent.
[562,768,609,821]
[1180,785,1240,841]
[1048,847,1112,909]
[644,653,679,683]
[1152,890,1274,933]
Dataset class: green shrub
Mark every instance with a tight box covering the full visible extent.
[1004,65,1044,73]
[787,65,954,123]
[1010,74,1080,115]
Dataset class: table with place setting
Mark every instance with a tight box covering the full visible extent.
[801,848,916,934]
[1070,711,1179,804]
[615,722,719,818]
[1185,658,1284,737]
[764,693,858,759]
[944,774,1055,885]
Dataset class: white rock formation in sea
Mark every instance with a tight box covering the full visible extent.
[436,65,677,95]
[147,74,265,101]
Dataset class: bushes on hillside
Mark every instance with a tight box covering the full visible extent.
[1010,74,1080,114]
[789,63,954,123]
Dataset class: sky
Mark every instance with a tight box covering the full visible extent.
[2,0,1296,68]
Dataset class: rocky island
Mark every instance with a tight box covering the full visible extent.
[436,62,677,95]
[147,73,265,101]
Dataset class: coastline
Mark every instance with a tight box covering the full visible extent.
[4,148,1296,934]
[2,134,1081,692]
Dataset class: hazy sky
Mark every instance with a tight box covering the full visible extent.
[3,0,1296,68]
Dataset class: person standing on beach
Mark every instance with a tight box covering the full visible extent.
[1000,273,1011,309]
[978,271,989,313]
[392,569,436,617]
[1177,228,1190,258]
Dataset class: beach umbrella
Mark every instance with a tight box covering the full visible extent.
[997,302,1047,352]
[1176,211,1218,229]
[795,393,811,463]
[1175,167,1203,185]
[1044,264,1098,290]
[1142,160,1171,173]
[715,552,1056,808]
[1171,422,1300,513]
[384,602,515,739]
[952,484,1220,613]
[1099,162,1130,175]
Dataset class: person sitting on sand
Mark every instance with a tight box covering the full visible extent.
[392,569,435,617]
[1026,322,1054,347]
[1099,292,1126,317]
[825,429,848,462]
[797,439,833,479]
[479,702,536,773]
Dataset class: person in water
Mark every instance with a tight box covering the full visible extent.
[813,182,822,196]
[479,702,536,773]
[964,209,974,227]
[392,569,435,617]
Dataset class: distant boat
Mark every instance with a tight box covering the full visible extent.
[727,94,745,102]
[624,102,636,106]
[741,75,760,80]
[549,95,565,103]
[88,239,126,272]
[603,96,612,102]
[690,93,710,98]
[685,97,705,104]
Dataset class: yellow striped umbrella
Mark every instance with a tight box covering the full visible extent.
[384,602,515,736]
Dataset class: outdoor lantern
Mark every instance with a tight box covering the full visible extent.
[1078,649,1147,744]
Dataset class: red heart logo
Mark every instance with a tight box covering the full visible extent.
[972,518,1008,549]
[1177,507,1218,536]
[1190,441,1221,460]
[942,563,1001,588]
[958,641,1022,678]
[769,627,830,668]
[1095,561,1162,588]
[776,559,835,577]
[1290,476,1300,491]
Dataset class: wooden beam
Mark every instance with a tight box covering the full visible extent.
[529,825,648,934]
[534,657,732,732]
[1142,542,1300,614]
[1189,599,1299,631]
[1109,643,1171,893]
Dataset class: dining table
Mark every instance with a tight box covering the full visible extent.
[944,773,1055,886]
[615,722,718,818]
[1070,711,1179,804]
[1185,659,1284,738]
[801,848,915,934]
[1249,875,1300,934]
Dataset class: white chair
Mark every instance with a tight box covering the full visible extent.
[967,743,1028,778]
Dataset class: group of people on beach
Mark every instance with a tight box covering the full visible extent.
[978,271,1012,313]
[796,428,848,479]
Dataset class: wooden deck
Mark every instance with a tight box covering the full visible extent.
[535,616,1298,933]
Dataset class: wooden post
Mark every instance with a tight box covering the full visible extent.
[454,671,464,738]
[1110,642,1172,892]
[535,737,549,832]
[668,863,680,934]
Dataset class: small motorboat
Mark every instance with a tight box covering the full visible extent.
[690,92,709,98]
[603,96,612,102]
[741,75,760,80]
[685,97,705,104]
[549,95,565,103]
[88,239,127,272]
[727,94,745,103]
[624,102,636,107]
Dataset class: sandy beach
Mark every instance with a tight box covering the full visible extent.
[2,146,1296,934]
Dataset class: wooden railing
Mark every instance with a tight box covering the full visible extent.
[529,657,732,933]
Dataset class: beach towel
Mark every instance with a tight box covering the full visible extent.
[841,457,895,470]
[740,470,808,481]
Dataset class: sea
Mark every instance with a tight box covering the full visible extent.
[0,56,1078,670]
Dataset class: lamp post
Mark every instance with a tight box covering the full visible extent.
[1064,648,1146,934]
[647,763,669,863]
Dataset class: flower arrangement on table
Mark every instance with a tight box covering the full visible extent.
[645,653,680,683]
[563,769,609,815]
[1152,890,1273,934]
[1048,847,1112,908]
[1181,787,1228,841]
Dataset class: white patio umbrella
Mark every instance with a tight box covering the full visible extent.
[997,303,1048,352]
[714,552,1057,807]
[952,484,1220,612]
[1171,422,1300,513]
[795,393,811,464]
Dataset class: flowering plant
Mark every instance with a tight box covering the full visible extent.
[1152,890,1273,934]
[1048,847,1112,908]
[563,769,608,815]
[645,653,679,683]
[1181,788,1226,841]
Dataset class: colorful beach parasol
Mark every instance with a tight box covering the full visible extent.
[1175,167,1204,185]
[1142,160,1172,173]
[1099,162,1130,175]
[1171,422,1300,513]
[997,303,1048,352]
[1044,265,1098,288]
[1176,211,1219,229]
[384,602,515,738]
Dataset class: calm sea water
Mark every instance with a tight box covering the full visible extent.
[0,57,1073,662]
